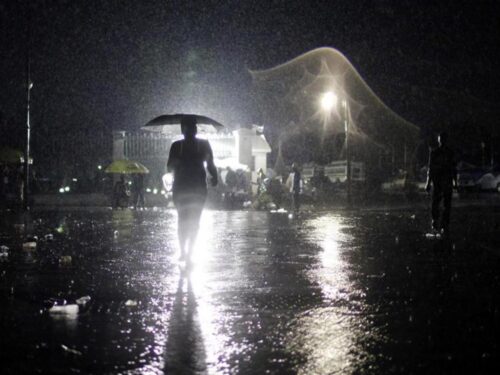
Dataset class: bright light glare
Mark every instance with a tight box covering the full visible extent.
[97,165,102,170]
[64,186,70,192]
[320,91,337,111]
[59,188,64,193]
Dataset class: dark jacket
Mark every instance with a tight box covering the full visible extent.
[428,146,457,185]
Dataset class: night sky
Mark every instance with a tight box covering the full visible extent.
[1,0,499,155]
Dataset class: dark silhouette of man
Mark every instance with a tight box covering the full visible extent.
[287,163,302,213]
[425,132,457,234]
[113,175,128,208]
[132,173,145,209]
[167,116,218,263]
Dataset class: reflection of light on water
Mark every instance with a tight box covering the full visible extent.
[190,210,214,265]
[189,210,232,373]
[161,210,231,374]
[289,214,366,374]
[315,215,349,300]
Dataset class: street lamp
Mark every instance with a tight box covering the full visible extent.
[320,91,352,206]
[320,91,338,111]
[24,56,33,210]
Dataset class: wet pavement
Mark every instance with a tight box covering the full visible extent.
[0,204,499,374]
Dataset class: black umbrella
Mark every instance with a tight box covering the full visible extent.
[142,114,224,134]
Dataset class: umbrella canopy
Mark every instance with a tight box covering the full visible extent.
[141,113,224,136]
[0,147,33,165]
[104,160,149,174]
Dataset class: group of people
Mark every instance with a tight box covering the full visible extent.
[112,173,146,209]
[166,120,457,265]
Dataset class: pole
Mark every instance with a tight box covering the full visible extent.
[23,5,31,211]
[344,100,352,207]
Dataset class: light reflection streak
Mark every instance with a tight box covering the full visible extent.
[160,210,230,374]
[290,214,363,374]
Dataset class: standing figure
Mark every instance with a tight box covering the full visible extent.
[287,163,303,213]
[113,175,128,208]
[224,166,237,207]
[425,132,457,234]
[132,173,146,209]
[167,116,218,263]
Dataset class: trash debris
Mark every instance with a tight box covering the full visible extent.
[125,299,138,307]
[44,298,67,308]
[59,255,72,266]
[0,246,8,261]
[0,245,9,256]
[243,200,252,208]
[410,214,416,219]
[61,344,82,356]
[14,224,25,232]
[49,304,79,316]
[44,234,54,241]
[113,230,119,238]
[22,242,37,251]
[76,296,91,306]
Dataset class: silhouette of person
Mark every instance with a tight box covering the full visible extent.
[425,132,457,234]
[113,175,128,208]
[167,116,218,263]
[132,173,145,209]
[224,166,237,207]
[286,163,302,213]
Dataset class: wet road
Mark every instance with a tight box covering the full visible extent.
[1,206,499,374]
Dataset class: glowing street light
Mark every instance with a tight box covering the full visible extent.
[320,91,338,111]
[320,91,352,206]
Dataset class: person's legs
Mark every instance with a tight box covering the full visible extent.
[293,192,300,212]
[174,195,189,260]
[431,186,442,231]
[133,192,139,209]
[177,207,189,260]
[442,187,453,232]
[185,201,204,261]
[139,191,145,208]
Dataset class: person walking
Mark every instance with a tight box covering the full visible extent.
[425,132,457,235]
[287,163,303,214]
[167,115,218,264]
[132,173,145,209]
[113,175,128,208]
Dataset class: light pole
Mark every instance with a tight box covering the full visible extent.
[24,9,33,211]
[321,91,352,206]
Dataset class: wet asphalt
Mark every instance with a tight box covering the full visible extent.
[0,204,499,374]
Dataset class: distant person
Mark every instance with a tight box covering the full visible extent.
[256,168,266,195]
[132,173,146,209]
[113,175,128,208]
[286,163,302,213]
[267,177,285,209]
[224,166,237,207]
[167,116,218,264]
[1,166,10,200]
[425,132,457,234]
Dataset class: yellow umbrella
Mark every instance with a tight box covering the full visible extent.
[104,159,149,174]
[0,147,33,165]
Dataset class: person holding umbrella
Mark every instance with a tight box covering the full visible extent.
[166,115,218,264]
